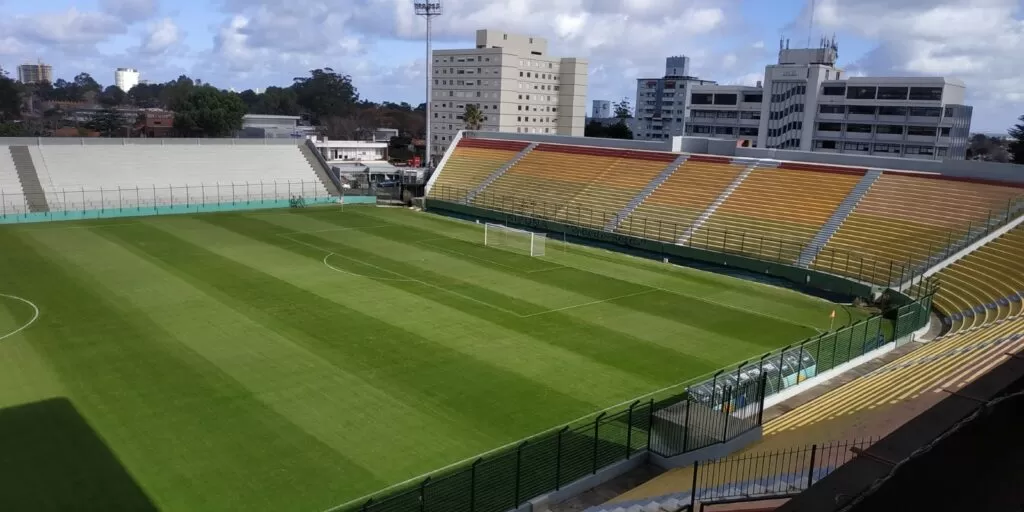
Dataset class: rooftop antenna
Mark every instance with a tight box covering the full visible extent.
[806,0,816,48]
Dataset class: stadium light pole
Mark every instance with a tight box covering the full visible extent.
[415,1,443,169]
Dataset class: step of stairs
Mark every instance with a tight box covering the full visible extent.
[795,168,883,267]
[8,146,49,213]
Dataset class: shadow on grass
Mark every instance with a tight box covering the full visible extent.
[0,397,157,512]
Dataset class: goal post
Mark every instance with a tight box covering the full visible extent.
[484,223,546,256]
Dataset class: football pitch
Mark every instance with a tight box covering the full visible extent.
[0,206,863,512]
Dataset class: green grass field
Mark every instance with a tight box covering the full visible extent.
[0,206,863,512]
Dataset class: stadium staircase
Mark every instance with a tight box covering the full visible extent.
[299,140,342,197]
[796,169,883,268]
[464,142,538,203]
[603,154,689,232]
[676,158,771,245]
[8,146,49,213]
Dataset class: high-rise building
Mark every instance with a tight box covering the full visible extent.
[115,68,140,93]
[682,38,973,160]
[633,56,717,141]
[17,62,53,84]
[430,29,588,156]
[592,100,612,119]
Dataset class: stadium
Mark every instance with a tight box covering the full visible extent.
[0,132,1021,512]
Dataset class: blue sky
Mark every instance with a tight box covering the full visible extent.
[1,0,1021,133]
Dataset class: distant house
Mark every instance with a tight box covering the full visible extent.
[237,114,318,139]
[134,110,175,138]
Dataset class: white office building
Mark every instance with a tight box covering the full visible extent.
[633,56,717,141]
[682,39,973,160]
[115,68,140,93]
[430,29,588,156]
[592,100,612,119]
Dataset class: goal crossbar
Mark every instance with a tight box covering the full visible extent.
[484,223,546,257]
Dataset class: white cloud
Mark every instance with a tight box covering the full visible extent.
[139,17,180,56]
[6,8,124,46]
[99,0,159,23]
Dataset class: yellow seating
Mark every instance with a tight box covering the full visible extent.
[928,225,1024,333]
[618,157,747,242]
[690,165,863,263]
[813,174,1023,283]
[427,138,528,200]
[472,144,677,229]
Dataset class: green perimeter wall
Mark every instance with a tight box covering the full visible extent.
[426,199,875,300]
[0,197,377,225]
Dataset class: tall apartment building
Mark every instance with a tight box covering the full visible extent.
[17,62,53,84]
[592,100,612,119]
[430,29,588,157]
[633,56,717,141]
[682,39,973,160]
[115,68,140,92]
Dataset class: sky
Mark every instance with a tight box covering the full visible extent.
[0,0,1021,133]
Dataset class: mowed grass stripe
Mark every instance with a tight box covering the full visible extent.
[270,212,794,364]
[186,214,667,397]
[218,213,711,384]
[50,227,482,487]
[103,221,608,444]
[1,229,372,512]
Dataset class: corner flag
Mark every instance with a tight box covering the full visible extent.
[829,310,836,330]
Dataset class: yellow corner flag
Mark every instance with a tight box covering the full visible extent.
[830,310,836,319]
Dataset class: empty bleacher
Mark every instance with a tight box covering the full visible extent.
[690,163,865,263]
[472,144,678,229]
[813,173,1024,282]
[928,224,1024,333]
[617,156,747,242]
[426,138,528,201]
[28,143,326,211]
[0,148,27,214]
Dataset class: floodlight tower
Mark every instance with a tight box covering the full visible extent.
[415,1,443,168]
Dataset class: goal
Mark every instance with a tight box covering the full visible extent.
[484,223,546,256]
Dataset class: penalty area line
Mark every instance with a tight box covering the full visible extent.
[519,289,658,318]
[0,294,41,342]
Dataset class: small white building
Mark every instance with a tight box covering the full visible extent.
[592,100,612,119]
[115,68,140,93]
[238,114,317,139]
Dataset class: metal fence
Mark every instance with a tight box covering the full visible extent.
[0,180,333,219]
[430,184,1023,288]
[685,438,877,510]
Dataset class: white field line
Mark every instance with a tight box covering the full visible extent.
[519,289,658,318]
[5,221,142,232]
[0,294,41,342]
[274,224,397,237]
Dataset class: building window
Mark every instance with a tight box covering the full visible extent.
[907,126,937,136]
[846,86,877,100]
[844,142,870,151]
[944,106,955,117]
[909,107,942,117]
[691,93,713,105]
[846,124,872,133]
[873,144,900,153]
[848,105,876,115]
[937,148,948,157]
[878,106,907,116]
[815,140,838,149]
[877,87,908,100]
[876,125,904,135]
[819,105,845,114]
[822,85,846,96]
[713,94,738,105]
[742,93,762,103]
[940,127,951,136]
[818,122,842,132]
[908,87,943,101]
[740,111,761,120]
[738,127,758,136]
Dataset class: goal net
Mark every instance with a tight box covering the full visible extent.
[484,223,546,256]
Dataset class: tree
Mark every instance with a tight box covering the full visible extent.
[584,119,633,140]
[86,107,125,137]
[292,68,359,124]
[613,98,632,118]
[98,85,127,107]
[462,103,484,130]
[73,73,102,99]
[171,86,247,137]
[252,86,300,116]
[1010,115,1024,165]
[0,72,22,121]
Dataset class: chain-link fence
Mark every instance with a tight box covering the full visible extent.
[429,184,1022,288]
[0,180,334,220]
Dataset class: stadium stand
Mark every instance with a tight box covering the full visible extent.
[689,163,865,263]
[617,155,749,242]
[603,317,1024,510]
[472,144,680,229]
[25,144,327,210]
[812,173,1024,282]
[927,224,1024,333]
[426,138,527,200]
[0,148,27,214]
